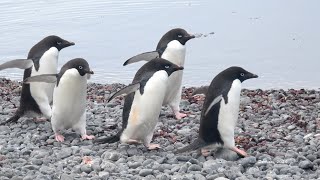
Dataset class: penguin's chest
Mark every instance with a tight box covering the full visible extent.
[122,71,168,140]
[161,40,186,67]
[52,69,87,125]
[30,47,59,102]
[161,40,186,104]
[217,80,242,146]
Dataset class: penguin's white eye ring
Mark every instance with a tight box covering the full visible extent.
[165,65,170,69]
[79,66,83,69]
[240,73,245,76]
[57,42,62,45]
[177,34,183,38]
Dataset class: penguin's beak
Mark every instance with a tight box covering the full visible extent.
[66,41,75,46]
[173,66,184,71]
[87,70,94,74]
[185,34,195,41]
[250,74,258,79]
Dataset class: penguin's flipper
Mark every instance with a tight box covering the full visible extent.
[205,95,223,116]
[175,138,208,153]
[192,86,209,96]
[108,83,140,102]
[24,74,58,84]
[0,59,33,71]
[123,51,160,66]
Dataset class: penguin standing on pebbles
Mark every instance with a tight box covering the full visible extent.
[95,58,184,149]
[24,58,94,142]
[176,66,258,157]
[123,28,195,120]
[0,35,75,125]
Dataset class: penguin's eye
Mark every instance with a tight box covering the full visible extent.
[240,73,245,76]
[165,65,170,69]
[177,34,183,38]
[57,42,62,45]
[79,66,83,69]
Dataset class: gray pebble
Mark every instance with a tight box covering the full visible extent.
[188,164,202,172]
[139,169,153,177]
[299,160,314,169]
[238,156,256,168]
[80,164,93,173]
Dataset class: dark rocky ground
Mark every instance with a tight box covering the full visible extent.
[0,78,319,180]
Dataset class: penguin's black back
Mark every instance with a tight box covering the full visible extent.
[198,70,234,144]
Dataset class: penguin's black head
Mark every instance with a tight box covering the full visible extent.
[43,35,75,51]
[223,66,258,82]
[150,58,184,76]
[156,28,195,50]
[62,58,94,76]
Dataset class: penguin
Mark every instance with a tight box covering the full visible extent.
[123,28,195,120]
[95,58,184,149]
[175,66,258,157]
[0,35,74,125]
[24,58,94,142]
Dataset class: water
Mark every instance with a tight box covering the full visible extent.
[0,0,319,89]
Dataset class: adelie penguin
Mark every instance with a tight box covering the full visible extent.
[176,66,258,157]
[123,28,195,120]
[0,35,74,125]
[24,58,94,142]
[95,58,184,149]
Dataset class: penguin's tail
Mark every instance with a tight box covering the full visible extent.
[94,131,122,144]
[175,138,207,153]
[0,110,22,125]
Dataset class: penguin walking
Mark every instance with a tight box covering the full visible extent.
[95,58,184,149]
[0,35,74,125]
[24,58,94,142]
[123,28,195,120]
[176,66,258,157]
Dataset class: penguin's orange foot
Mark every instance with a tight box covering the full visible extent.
[55,134,65,142]
[175,112,187,120]
[147,144,161,150]
[231,146,248,157]
[201,148,211,157]
[82,134,95,140]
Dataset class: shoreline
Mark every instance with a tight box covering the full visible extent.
[0,77,320,179]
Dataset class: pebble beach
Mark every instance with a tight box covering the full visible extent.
[0,78,320,180]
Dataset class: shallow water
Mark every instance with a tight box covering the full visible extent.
[0,0,319,89]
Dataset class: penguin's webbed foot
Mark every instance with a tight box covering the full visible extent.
[201,148,211,157]
[82,134,95,140]
[33,117,48,122]
[147,143,161,150]
[231,146,248,157]
[55,133,65,142]
[174,112,187,120]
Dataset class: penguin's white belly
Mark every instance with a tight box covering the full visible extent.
[161,40,186,105]
[217,79,242,148]
[121,71,168,142]
[51,69,87,129]
[30,47,59,105]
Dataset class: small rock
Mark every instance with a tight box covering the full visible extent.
[238,156,256,168]
[299,160,313,169]
[139,169,153,177]
[80,164,93,173]
[60,174,74,180]
[287,125,296,130]
[188,164,202,172]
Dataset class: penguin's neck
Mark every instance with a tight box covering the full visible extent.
[161,40,186,67]
[34,47,59,75]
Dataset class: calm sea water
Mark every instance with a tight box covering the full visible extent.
[0,0,319,89]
